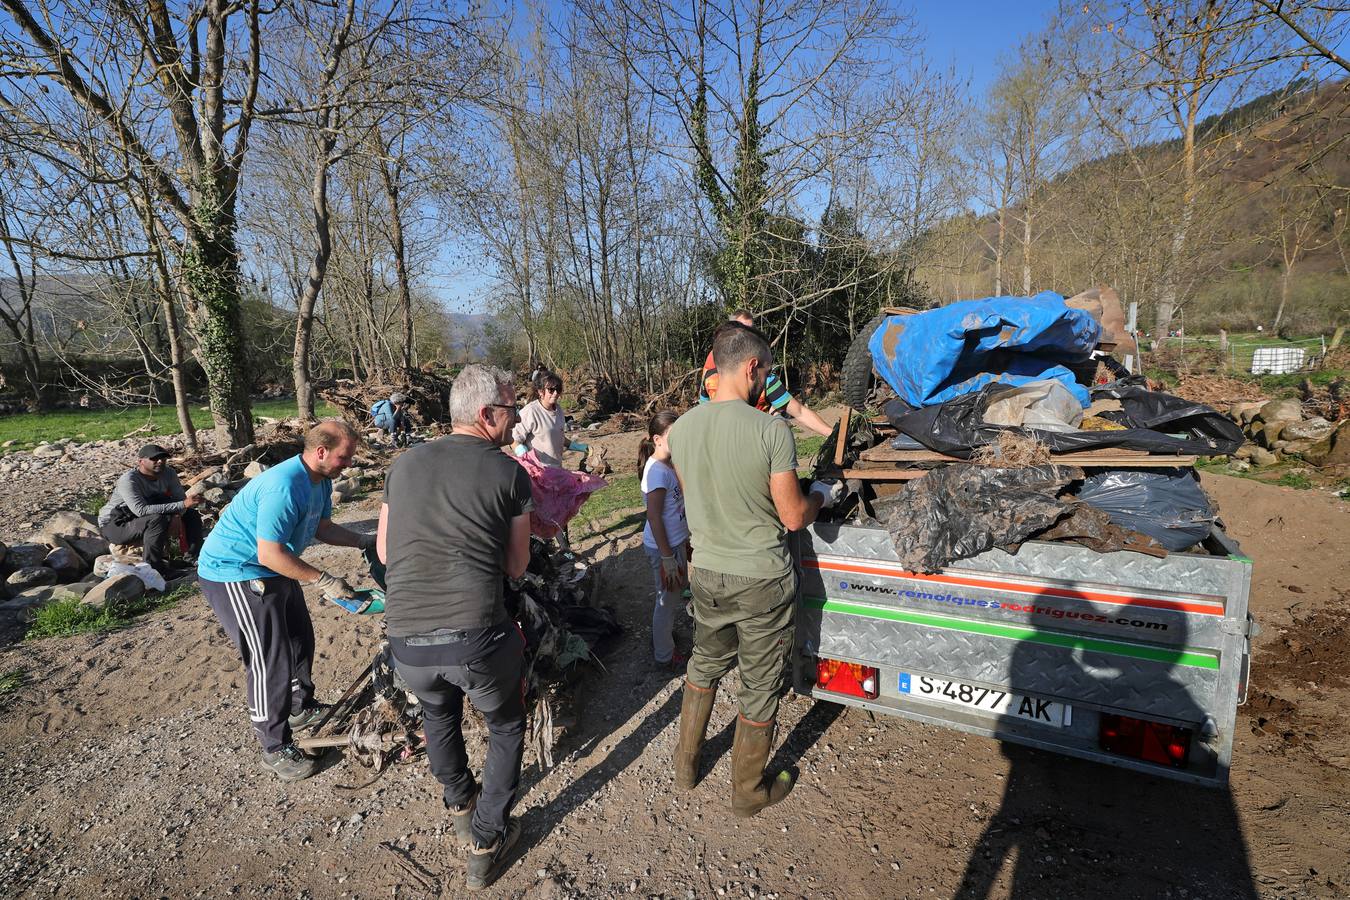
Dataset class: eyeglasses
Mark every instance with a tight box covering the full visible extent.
[487,403,521,417]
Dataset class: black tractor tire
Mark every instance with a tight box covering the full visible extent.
[841,313,890,411]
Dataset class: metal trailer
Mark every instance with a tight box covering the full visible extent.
[792,522,1255,787]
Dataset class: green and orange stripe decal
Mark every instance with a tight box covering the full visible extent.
[803,556,1226,617]
[802,596,1221,671]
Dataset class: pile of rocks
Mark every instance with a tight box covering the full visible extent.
[0,510,154,627]
[1227,398,1349,469]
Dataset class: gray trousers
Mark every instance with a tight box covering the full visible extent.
[393,629,527,846]
[643,544,687,663]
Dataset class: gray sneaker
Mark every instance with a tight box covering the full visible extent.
[288,703,331,732]
[466,818,521,891]
[260,744,320,782]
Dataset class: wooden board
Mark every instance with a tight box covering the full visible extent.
[857,445,1197,467]
[841,468,928,481]
[833,407,851,467]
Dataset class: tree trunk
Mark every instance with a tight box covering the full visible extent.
[1021,206,1032,295]
[185,210,254,448]
[293,141,334,422]
[378,154,416,372]
[1273,261,1293,333]
[995,207,1005,296]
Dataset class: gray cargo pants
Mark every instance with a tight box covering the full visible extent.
[686,566,797,724]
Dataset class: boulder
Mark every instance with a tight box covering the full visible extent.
[1228,459,1252,473]
[186,481,210,499]
[202,487,228,505]
[1257,420,1294,449]
[42,546,86,581]
[244,460,269,479]
[31,443,65,459]
[331,478,360,501]
[340,467,364,480]
[1256,398,1302,424]
[4,542,51,571]
[1230,401,1265,424]
[1249,447,1279,467]
[6,566,59,593]
[0,587,56,622]
[81,574,145,611]
[93,548,143,578]
[63,535,110,566]
[1282,417,1335,443]
[1303,420,1350,468]
[1234,444,1256,461]
[52,580,95,600]
[36,510,102,546]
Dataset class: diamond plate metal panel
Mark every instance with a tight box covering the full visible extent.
[800,607,1218,719]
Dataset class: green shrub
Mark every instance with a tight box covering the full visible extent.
[26,583,197,641]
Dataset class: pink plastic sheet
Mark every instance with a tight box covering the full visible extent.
[516,451,608,538]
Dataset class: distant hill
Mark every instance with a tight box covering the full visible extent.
[929,79,1349,332]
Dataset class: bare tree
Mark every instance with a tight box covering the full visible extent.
[0,0,267,446]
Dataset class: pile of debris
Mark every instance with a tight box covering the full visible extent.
[1227,398,1349,469]
[318,364,457,431]
[297,538,620,773]
[828,290,1243,571]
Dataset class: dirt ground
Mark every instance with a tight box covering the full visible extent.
[2,431,1349,899]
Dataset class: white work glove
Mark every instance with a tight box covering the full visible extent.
[660,554,686,591]
[310,571,356,602]
[356,532,377,551]
[809,480,844,509]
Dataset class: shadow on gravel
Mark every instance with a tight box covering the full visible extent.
[955,595,1256,900]
[511,540,677,857]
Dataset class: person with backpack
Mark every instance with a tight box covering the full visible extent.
[371,392,412,447]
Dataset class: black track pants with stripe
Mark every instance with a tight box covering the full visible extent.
[199,575,316,753]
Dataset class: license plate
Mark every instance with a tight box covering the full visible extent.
[898,672,1070,728]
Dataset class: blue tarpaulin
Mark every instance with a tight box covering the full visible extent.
[867,292,1102,408]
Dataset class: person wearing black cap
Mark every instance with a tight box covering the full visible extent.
[97,444,203,576]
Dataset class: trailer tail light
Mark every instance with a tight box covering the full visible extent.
[1099,713,1192,768]
[816,657,879,700]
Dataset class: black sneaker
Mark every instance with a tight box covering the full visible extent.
[466,818,521,891]
[449,787,480,846]
[288,703,331,732]
[260,744,320,782]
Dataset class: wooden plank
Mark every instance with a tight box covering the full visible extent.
[857,444,1197,467]
[842,468,928,480]
[833,407,852,467]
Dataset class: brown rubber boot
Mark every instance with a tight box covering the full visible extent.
[730,714,795,818]
[673,680,717,790]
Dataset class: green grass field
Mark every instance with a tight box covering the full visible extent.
[0,398,337,455]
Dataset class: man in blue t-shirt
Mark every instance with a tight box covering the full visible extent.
[197,420,376,781]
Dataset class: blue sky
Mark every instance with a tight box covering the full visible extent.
[912,0,1060,94]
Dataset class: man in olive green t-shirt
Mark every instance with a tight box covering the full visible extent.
[667,321,842,819]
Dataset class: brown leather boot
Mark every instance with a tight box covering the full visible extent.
[730,714,795,818]
[673,680,717,790]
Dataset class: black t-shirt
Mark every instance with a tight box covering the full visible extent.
[382,434,534,637]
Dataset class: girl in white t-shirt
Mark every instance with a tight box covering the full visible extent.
[639,410,690,667]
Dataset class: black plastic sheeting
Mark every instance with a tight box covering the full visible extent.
[1076,468,1216,551]
[880,465,1083,573]
[883,377,1244,459]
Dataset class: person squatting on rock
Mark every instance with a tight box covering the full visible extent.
[378,364,532,891]
[371,392,413,447]
[196,420,377,782]
[639,409,691,669]
[669,322,843,818]
[98,443,204,577]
